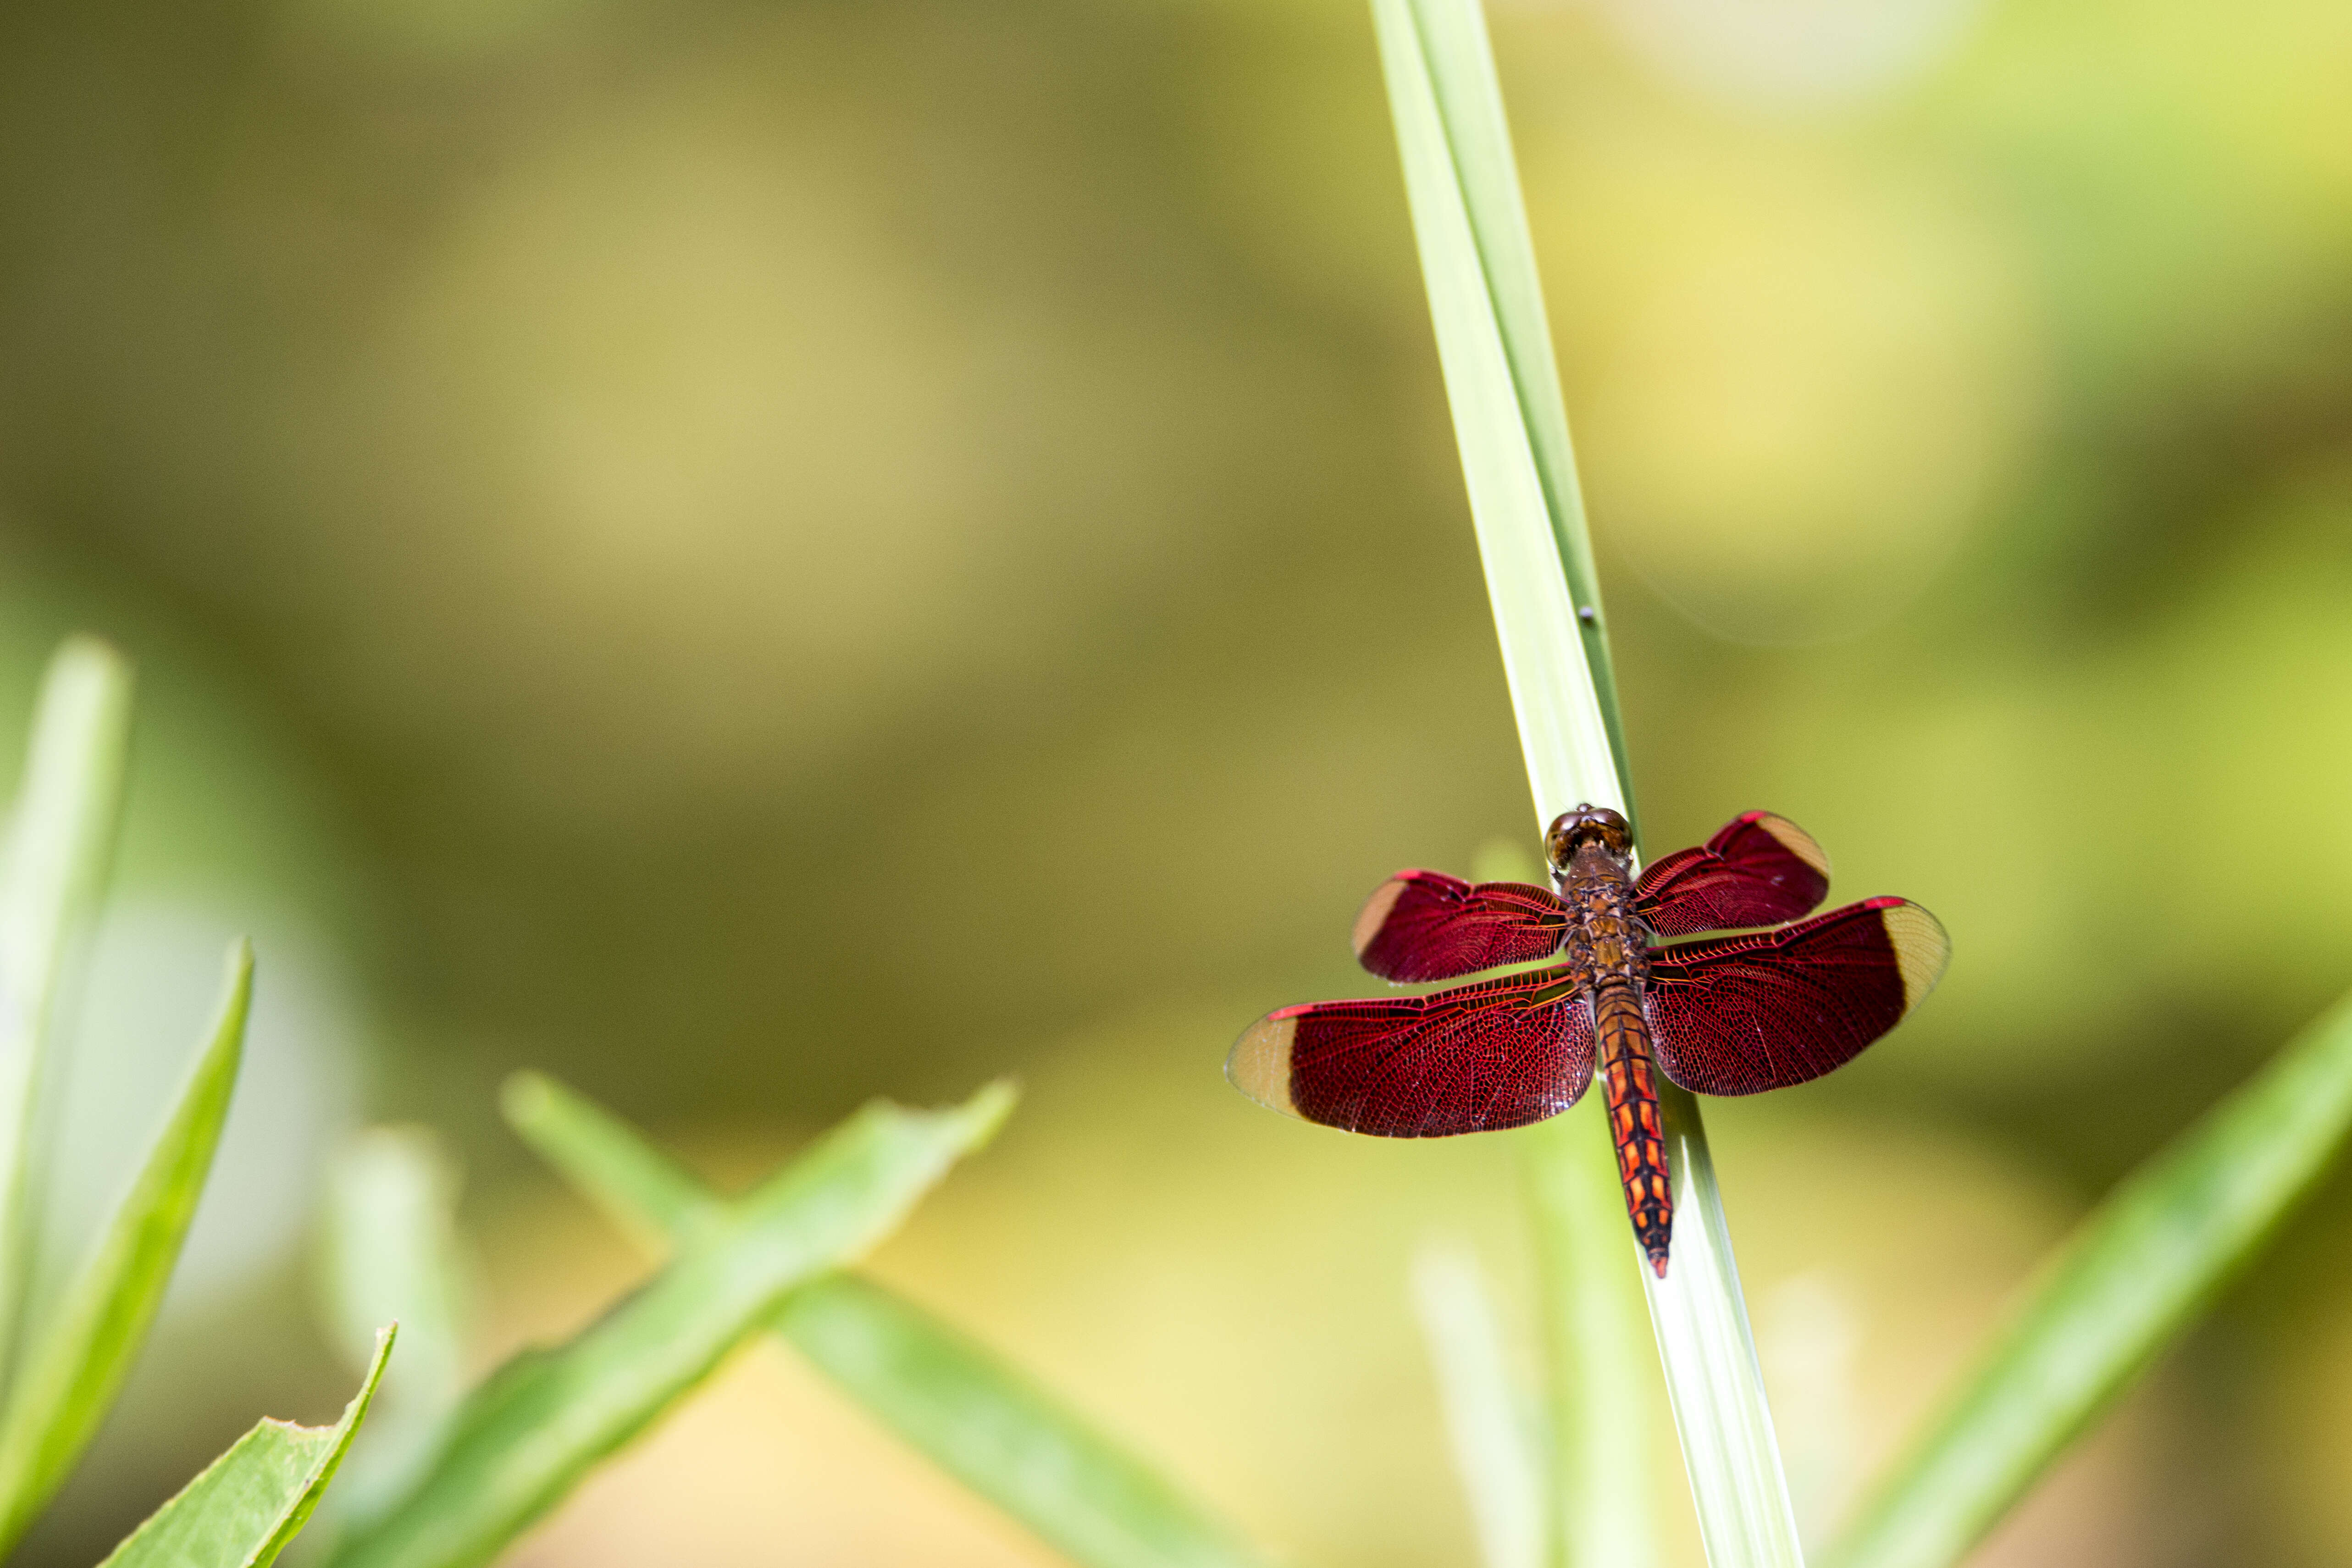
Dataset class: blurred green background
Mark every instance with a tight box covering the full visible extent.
[1,0,2348,1562]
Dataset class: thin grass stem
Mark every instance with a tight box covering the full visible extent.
[1412,1241,1546,1568]
[1368,1,1804,1561]
[1825,985,2352,1568]
[0,640,133,1395]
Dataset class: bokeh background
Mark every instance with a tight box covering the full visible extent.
[1,0,2349,1562]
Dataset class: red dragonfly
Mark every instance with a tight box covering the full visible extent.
[1229,806,1948,1275]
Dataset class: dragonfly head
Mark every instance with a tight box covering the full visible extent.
[1545,805,1631,875]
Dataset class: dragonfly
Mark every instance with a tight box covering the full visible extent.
[1228,806,1948,1275]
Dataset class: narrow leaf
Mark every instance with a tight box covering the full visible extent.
[327,1082,1014,1568]
[505,1072,1270,1568]
[1370,0,1617,825]
[100,1324,395,1568]
[777,1277,1268,1568]
[1368,0,1805,1560]
[1525,1104,1656,1568]
[1392,0,1631,818]
[1827,987,2352,1568]
[498,1072,718,1246]
[1411,1241,1544,1568]
[1633,1097,1802,1565]
[0,639,134,1376]
[0,943,252,1554]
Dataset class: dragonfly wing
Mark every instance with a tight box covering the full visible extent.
[1635,812,1832,937]
[1353,870,1570,981]
[1229,966,1594,1136]
[1645,898,1948,1094]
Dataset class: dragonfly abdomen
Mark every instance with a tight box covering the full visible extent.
[1593,981,1673,1275]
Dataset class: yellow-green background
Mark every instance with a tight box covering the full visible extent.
[1,0,2347,1562]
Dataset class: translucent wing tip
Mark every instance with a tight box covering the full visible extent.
[1350,875,1418,961]
[1865,897,1951,1008]
[1739,810,1832,881]
[1227,1010,1301,1118]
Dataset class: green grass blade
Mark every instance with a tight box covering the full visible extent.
[100,1324,395,1568]
[1411,1242,1545,1568]
[0,942,252,1554]
[1525,1105,1656,1568]
[327,1082,1013,1568]
[1372,0,1618,826]
[1826,988,2352,1568]
[1392,0,1630,820]
[776,1276,1269,1568]
[317,1127,475,1525]
[321,1127,471,1420]
[0,639,134,1380]
[504,1072,1271,1568]
[1638,1097,1801,1566]
[1369,1,1805,1562]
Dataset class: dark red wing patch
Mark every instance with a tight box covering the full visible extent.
[1635,811,1832,938]
[1351,871,1570,982]
[1228,966,1594,1137]
[1645,898,1948,1095]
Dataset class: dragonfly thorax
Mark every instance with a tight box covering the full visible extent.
[1558,854,1649,990]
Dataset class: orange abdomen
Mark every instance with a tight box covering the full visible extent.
[1593,982,1673,1275]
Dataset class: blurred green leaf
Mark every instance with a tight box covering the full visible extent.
[1828,986,2352,1568]
[1369,0,1802,1560]
[777,1277,1267,1568]
[100,1324,395,1568]
[321,1129,470,1395]
[328,1081,1013,1568]
[505,1071,1270,1568]
[1523,1105,1656,1568]
[0,639,134,1377]
[316,1127,475,1527]
[1411,1241,1544,1568]
[0,942,252,1555]
[498,1072,718,1247]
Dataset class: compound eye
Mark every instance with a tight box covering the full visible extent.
[1544,827,1573,870]
[1544,805,1631,868]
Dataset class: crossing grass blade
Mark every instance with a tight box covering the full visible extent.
[776,1277,1270,1568]
[0,943,252,1556]
[1826,986,2352,1568]
[324,1082,1012,1568]
[100,1325,395,1568]
[1369,0,1804,1561]
[503,1071,1273,1568]
[498,1073,718,1247]
[0,639,134,1382]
